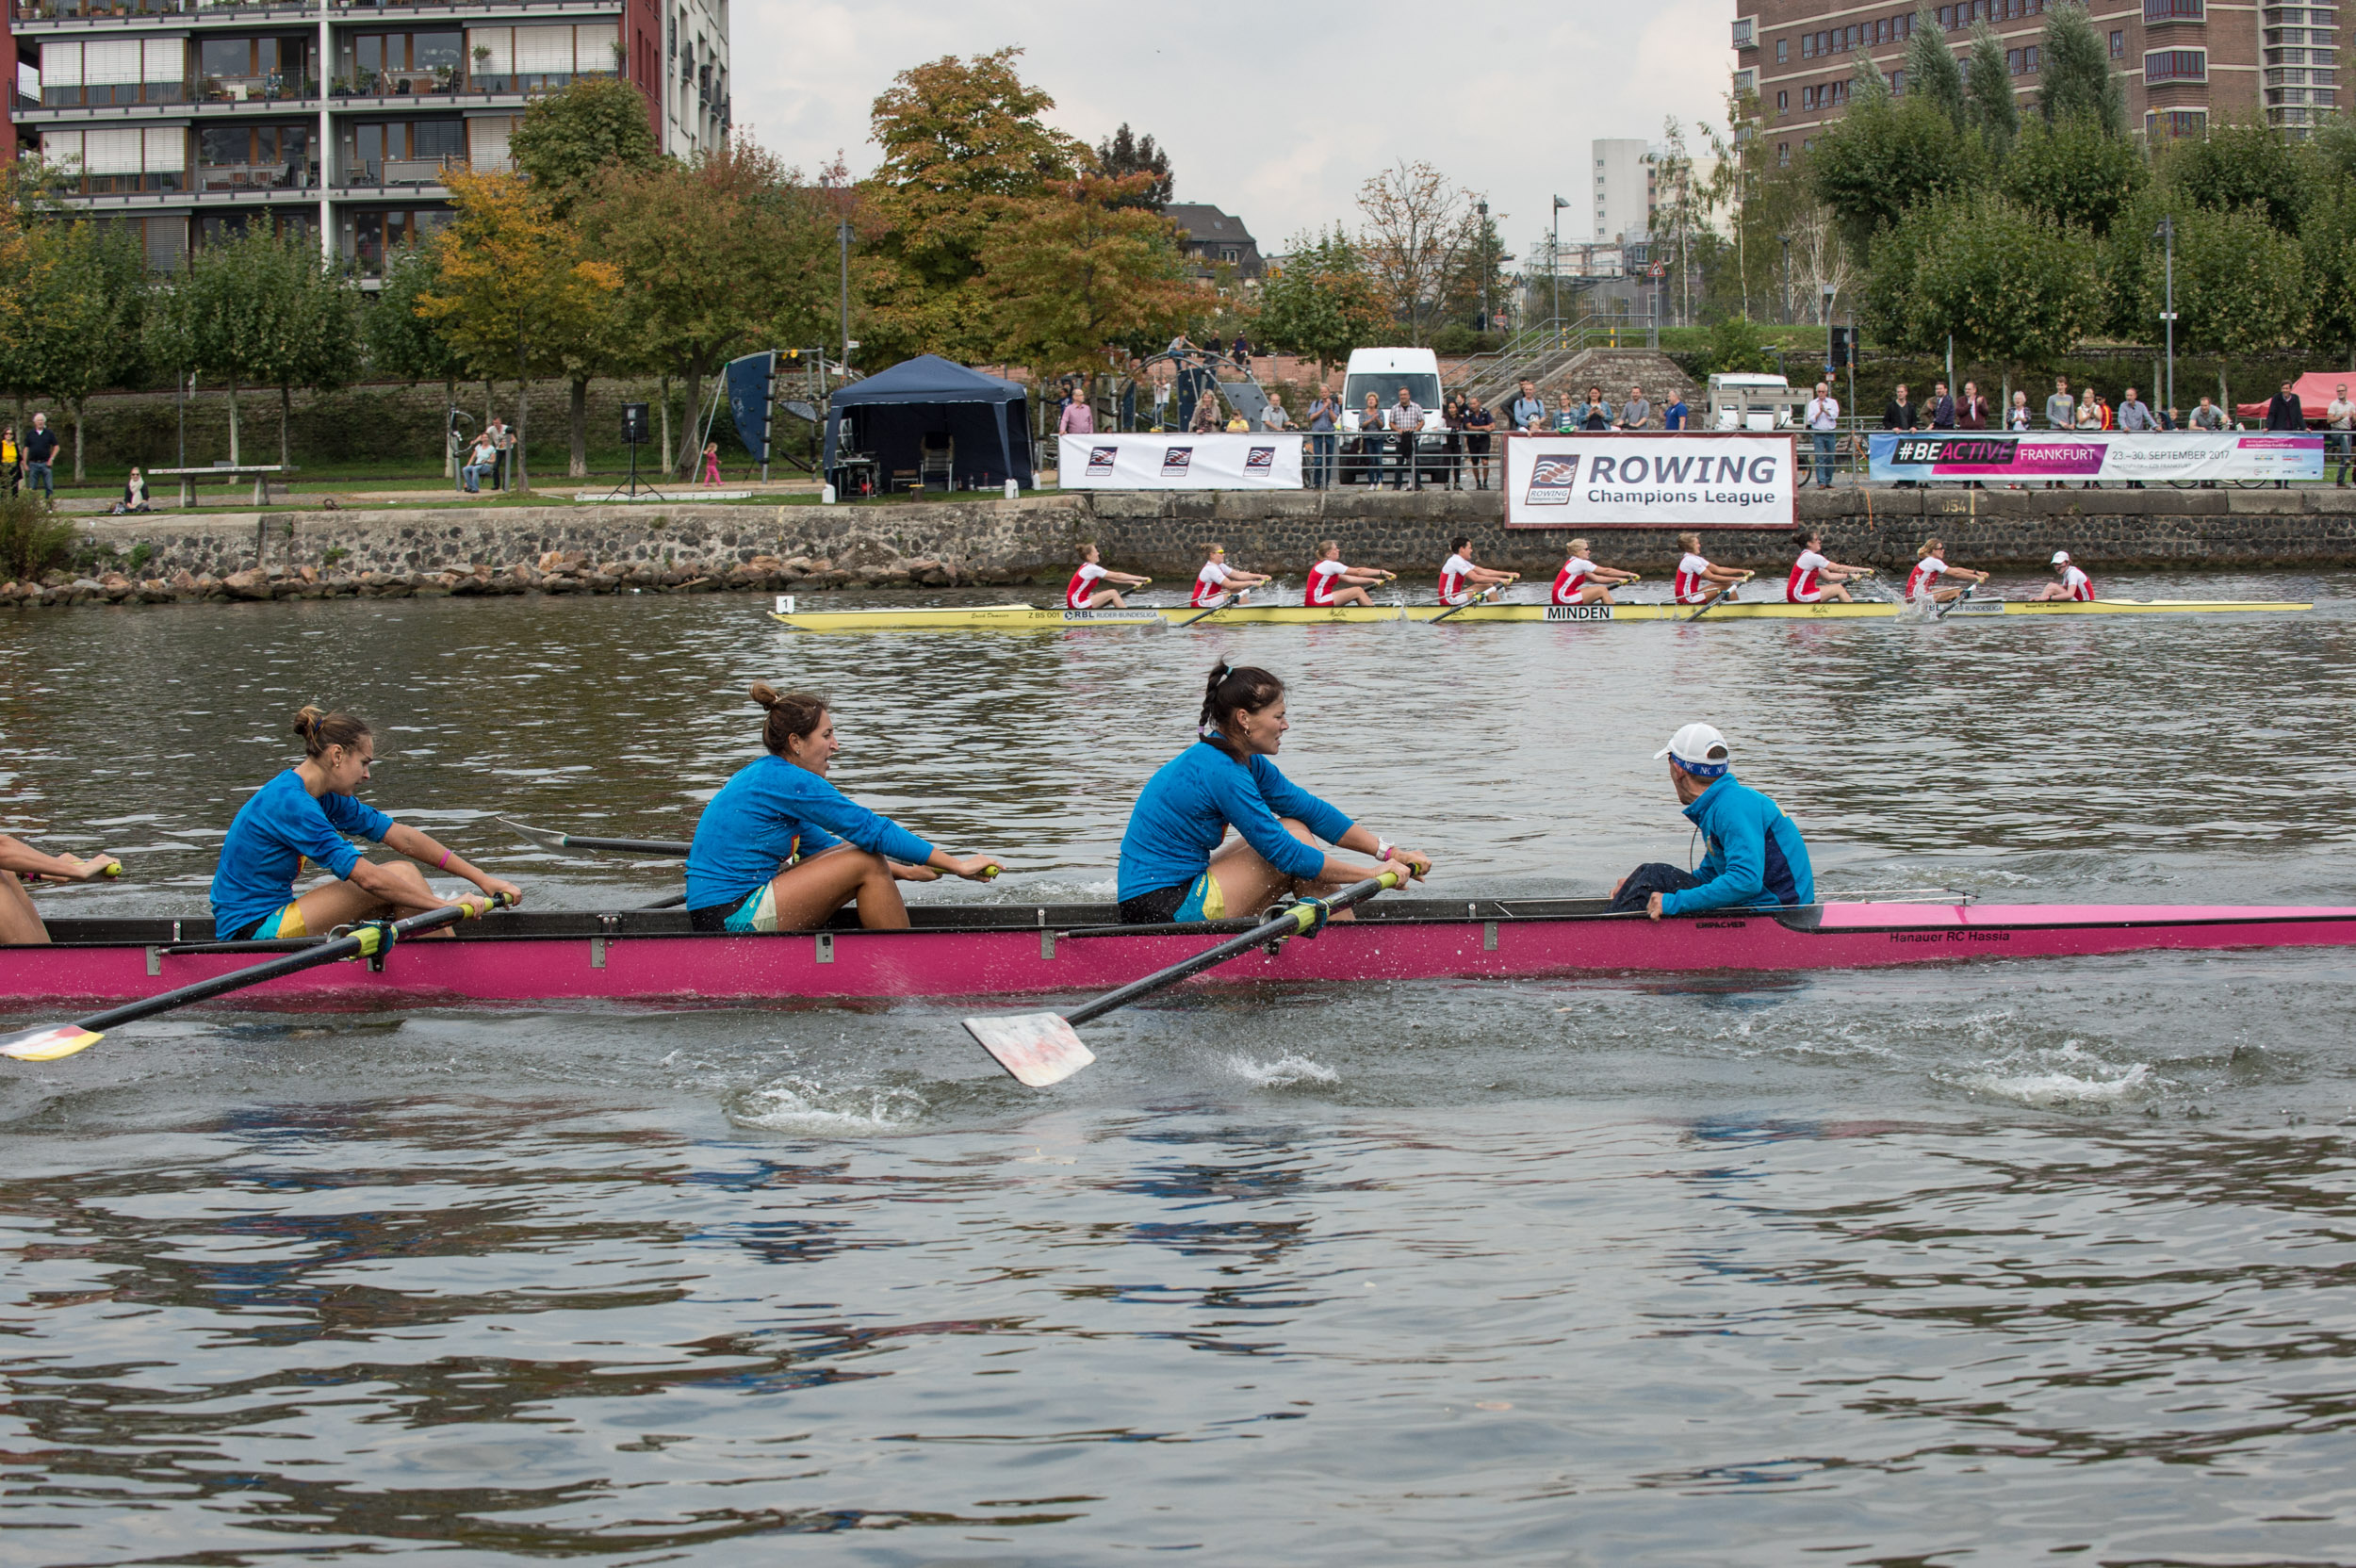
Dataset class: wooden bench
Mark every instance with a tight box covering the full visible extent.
[147,465,296,508]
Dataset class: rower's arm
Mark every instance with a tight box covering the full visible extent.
[0,834,115,881]
[382,823,515,900]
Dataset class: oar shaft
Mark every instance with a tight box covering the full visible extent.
[73,896,506,1034]
[1065,872,1399,1026]
[560,834,692,856]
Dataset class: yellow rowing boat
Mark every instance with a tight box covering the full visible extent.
[767,597,2314,631]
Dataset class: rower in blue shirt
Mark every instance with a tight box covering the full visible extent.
[210,706,521,942]
[1116,661,1431,924]
[1610,723,1814,920]
[685,684,1007,932]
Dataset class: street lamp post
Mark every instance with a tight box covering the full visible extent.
[1551,194,1569,332]
[1477,200,1491,335]
[2154,216,2177,416]
[1778,233,1792,325]
[837,218,854,369]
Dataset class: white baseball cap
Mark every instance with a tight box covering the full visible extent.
[2051,550,2071,565]
[1654,723,1731,777]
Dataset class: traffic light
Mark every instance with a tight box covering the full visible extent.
[1829,326,1853,369]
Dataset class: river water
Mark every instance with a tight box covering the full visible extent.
[5,573,2355,1565]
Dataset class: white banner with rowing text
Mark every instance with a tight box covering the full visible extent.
[1055,433,1304,490]
[1501,433,1796,529]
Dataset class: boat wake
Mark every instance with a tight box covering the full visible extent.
[1939,1040,2158,1108]
[1219,1051,1341,1089]
[728,1073,929,1134]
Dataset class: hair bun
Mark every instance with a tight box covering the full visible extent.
[290,705,323,740]
[748,682,780,710]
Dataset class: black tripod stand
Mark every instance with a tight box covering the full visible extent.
[600,401,667,501]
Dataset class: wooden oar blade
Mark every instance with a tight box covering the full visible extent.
[1,1025,104,1063]
[963,1012,1095,1087]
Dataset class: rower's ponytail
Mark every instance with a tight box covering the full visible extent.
[1199,660,1285,757]
[1918,537,1943,560]
[291,705,369,759]
[750,682,829,756]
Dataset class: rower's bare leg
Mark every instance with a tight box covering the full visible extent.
[1330,585,1375,607]
[1576,584,1614,604]
[290,859,446,936]
[767,843,909,931]
[0,872,49,944]
[1086,590,1127,609]
[1823,584,1855,603]
[1207,818,1370,922]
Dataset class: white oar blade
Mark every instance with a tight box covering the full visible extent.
[2,1025,104,1063]
[963,1012,1095,1087]
[495,817,568,849]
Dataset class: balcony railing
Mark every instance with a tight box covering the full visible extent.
[335,155,456,188]
[16,0,316,18]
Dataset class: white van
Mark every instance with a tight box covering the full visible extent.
[1708,373,1808,432]
[1339,349,1446,433]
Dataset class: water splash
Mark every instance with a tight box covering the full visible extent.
[1942,1040,2157,1108]
[1220,1052,1340,1088]
[728,1075,929,1134]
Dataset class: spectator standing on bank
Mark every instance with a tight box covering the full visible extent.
[1385,385,1426,491]
[1805,382,1840,489]
[1509,378,1546,432]
[1882,384,1917,488]
[1231,332,1251,366]
[2327,383,2354,486]
[1058,391,1095,435]
[1618,385,1653,431]
[2042,376,2074,491]
[1957,382,1989,430]
[1581,387,1612,432]
[1662,391,1689,432]
[2074,389,2105,488]
[1554,390,1579,433]
[1191,391,1224,433]
[1438,396,1464,488]
[2190,394,2226,431]
[700,442,722,485]
[1306,387,1339,488]
[1927,382,1956,431]
[2116,386,2155,489]
[1260,394,1288,433]
[1463,395,1496,490]
[2008,390,2031,431]
[0,426,18,497]
[2266,380,2305,488]
[23,414,57,500]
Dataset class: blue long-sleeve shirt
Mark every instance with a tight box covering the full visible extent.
[209,769,395,939]
[684,754,934,911]
[1117,742,1353,902]
[1660,773,1814,917]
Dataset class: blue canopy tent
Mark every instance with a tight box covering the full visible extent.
[822,354,1033,495]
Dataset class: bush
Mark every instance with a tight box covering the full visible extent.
[1701,316,1778,376]
[0,493,74,582]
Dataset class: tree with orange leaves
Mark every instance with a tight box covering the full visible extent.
[984,172,1207,399]
[417,167,620,493]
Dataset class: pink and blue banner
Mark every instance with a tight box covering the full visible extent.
[1867,432,2325,484]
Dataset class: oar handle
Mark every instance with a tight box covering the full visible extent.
[1064,871,1399,1027]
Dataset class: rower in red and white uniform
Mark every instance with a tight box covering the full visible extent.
[1673,531,1750,606]
[1785,529,1874,605]
[1551,537,1641,606]
[1437,535,1518,607]
[2033,549,2095,602]
[1190,543,1272,609]
[1903,535,1990,605]
[1304,540,1394,609]
[1066,542,1151,610]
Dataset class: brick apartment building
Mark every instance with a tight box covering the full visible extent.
[1733,0,2343,156]
[2,0,731,279]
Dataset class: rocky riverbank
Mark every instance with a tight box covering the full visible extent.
[10,487,2355,608]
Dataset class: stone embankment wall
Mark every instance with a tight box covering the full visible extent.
[10,488,2353,607]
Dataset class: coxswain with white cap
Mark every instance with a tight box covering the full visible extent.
[1609,723,1815,921]
[2032,550,2095,602]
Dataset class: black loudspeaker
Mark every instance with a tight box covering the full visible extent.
[621,402,649,445]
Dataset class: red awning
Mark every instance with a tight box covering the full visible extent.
[2234,371,2354,423]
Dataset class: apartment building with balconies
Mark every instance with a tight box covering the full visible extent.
[1732,0,2341,158]
[3,0,728,279]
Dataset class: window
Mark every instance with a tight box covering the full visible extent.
[468,115,517,172]
[1803,31,1815,57]
[1939,6,1953,25]
[1874,18,1887,42]
[344,30,462,95]
[38,38,184,107]
[2146,48,2208,80]
[345,118,464,184]
[464,23,617,91]
[1892,68,1907,93]
[195,123,312,189]
[1777,89,1790,110]
[199,36,314,101]
[1777,37,1788,60]
[1804,84,1817,107]
[1900,11,1913,36]
[1777,141,1791,167]
[198,210,317,253]
[39,126,185,194]
[2145,0,2204,19]
[2112,29,2127,57]
[1844,24,1857,48]
[348,209,453,277]
[2026,44,2040,70]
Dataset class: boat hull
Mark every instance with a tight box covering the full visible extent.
[9,903,2355,1013]
[767,598,2313,631]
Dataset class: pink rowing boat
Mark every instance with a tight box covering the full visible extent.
[8,898,2355,1014]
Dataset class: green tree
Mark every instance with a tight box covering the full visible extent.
[20,220,146,481]
[984,172,1204,397]
[420,169,623,492]
[1863,191,2100,373]
[2303,184,2356,356]
[1964,24,2019,148]
[2160,119,2310,236]
[1999,113,2147,237]
[1704,315,1777,375]
[367,240,466,474]
[1810,94,1985,256]
[860,48,1084,364]
[2038,2,2127,137]
[507,75,662,217]
[1254,226,1388,378]
[1905,7,1967,132]
[163,225,335,467]
[581,142,831,476]
[1092,123,1172,210]
[2155,203,2307,353]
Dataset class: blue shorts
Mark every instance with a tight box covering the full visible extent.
[686,885,781,933]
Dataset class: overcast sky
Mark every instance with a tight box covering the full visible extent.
[733,2,1735,261]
